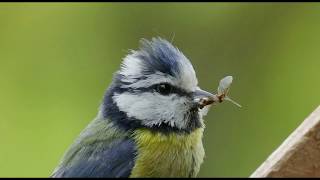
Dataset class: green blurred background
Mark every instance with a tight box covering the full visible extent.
[0,2,320,177]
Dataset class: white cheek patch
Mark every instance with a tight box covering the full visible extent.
[198,105,211,119]
[113,92,190,129]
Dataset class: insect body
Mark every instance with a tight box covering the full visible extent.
[214,76,242,108]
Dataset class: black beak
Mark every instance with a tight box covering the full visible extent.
[193,88,217,109]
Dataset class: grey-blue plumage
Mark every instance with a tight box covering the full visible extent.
[134,38,181,77]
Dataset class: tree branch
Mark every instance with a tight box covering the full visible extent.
[251,105,320,177]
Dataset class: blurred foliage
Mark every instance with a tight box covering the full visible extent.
[0,3,320,177]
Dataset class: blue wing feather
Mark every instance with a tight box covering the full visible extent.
[53,138,136,178]
[61,138,136,177]
[51,118,137,178]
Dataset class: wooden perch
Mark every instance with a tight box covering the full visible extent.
[251,105,320,178]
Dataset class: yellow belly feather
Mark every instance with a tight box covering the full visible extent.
[129,128,205,177]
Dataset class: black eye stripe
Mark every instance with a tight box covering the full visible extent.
[123,83,191,97]
[153,83,191,97]
[155,83,172,95]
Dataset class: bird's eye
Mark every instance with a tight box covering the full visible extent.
[155,83,173,95]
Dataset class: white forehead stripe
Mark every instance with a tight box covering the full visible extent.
[119,52,198,92]
[119,53,143,77]
[121,72,175,89]
[177,53,198,91]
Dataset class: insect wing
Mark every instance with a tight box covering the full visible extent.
[218,76,233,95]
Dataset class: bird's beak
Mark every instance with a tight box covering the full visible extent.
[193,88,218,109]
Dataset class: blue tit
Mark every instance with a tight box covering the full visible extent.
[51,37,217,178]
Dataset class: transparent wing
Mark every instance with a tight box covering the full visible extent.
[216,76,242,108]
[217,76,233,95]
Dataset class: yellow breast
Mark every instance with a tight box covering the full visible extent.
[129,128,205,178]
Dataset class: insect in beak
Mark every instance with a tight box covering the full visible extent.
[193,76,242,109]
[193,89,217,109]
[216,76,242,108]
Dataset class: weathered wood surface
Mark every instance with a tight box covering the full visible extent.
[251,105,320,177]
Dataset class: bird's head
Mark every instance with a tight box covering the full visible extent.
[102,37,215,133]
